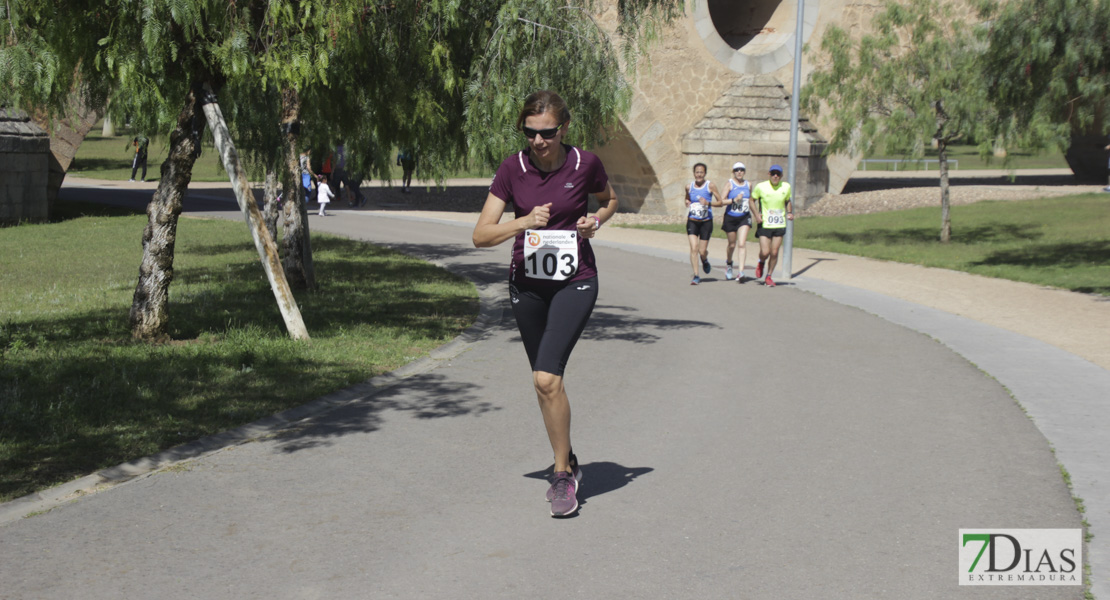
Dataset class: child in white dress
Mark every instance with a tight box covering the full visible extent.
[317,174,334,216]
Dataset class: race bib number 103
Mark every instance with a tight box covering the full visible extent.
[524,230,579,281]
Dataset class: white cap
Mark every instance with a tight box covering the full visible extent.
[732,162,746,171]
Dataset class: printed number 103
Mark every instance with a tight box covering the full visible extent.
[528,251,575,278]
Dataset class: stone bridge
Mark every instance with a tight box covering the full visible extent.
[590,0,919,215]
[594,0,1107,215]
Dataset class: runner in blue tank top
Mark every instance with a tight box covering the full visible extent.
[722,162,753,282]
[684,163,722,285]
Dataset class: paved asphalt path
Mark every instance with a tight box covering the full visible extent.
[0,187,1088,598]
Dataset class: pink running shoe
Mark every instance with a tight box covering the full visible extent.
[549,471,579,517]
[547,452,582,502]
[755,260,764,278]
[765,275,776,287]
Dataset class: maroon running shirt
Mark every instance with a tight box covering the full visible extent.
[489,145,609,287]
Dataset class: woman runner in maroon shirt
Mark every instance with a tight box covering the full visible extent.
[473,90,618,517]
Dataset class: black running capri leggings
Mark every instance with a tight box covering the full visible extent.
[509,277,599,376]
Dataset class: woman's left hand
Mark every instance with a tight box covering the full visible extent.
[576,216,598,239]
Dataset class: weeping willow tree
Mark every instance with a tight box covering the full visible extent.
[463,0,682,170]
[303,0,683,182]
[2,0,683,341]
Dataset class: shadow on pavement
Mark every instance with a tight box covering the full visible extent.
[272,372,500,454]
[59,185,244,214]
[504,304,720,346]
[364,241,488,265]
[581,304,720,344]
[359,185,489,212]
[792,257,836,278]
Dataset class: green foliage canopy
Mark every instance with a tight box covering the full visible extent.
[977,0,1110,148]
[462,0,683,171]
[3,0,684,183]
[0,1,111,117]
[801,0,995,159]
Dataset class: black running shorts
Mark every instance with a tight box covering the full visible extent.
[509,277,599,376]
[686,219,713,240]
[722,214,752,233]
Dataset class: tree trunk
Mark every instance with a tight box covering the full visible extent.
[129,85,206,340]
[199,83,310,341]
[261,169,281,245]
[30,93,102,214]
[939,141,952,243]
[934,101,952,244]
[279,87,316,290]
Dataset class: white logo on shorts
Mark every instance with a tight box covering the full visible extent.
[564,182,574,189]
[576,285,591,290]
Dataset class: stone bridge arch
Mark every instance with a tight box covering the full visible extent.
[594,0,875,215]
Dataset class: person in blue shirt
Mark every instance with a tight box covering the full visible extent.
[721,162,753,282]
[684,163,723,285]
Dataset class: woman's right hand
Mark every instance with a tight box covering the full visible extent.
[527,203,553,229]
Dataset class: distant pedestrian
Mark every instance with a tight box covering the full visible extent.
[722,162,753,282]
[750,164,793,287]
[127,135,149,182]
[299,148,316,203]
[397,150,416,192]
[333,142,351,205]
[320,151,334,184]
[684,163,722,285]
[1103,135,1110,192]
[349,173,367,207]
[317,174,334,217]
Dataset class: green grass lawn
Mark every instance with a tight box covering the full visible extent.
[862,143,1069,171]
[620,194,1110,295]
[69,126,230,182]
[0,203,478,502]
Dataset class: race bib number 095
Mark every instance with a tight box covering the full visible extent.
[524,229,579,280]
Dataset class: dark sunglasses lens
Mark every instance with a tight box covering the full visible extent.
[523,125,561,139]
[770,171,782,176]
